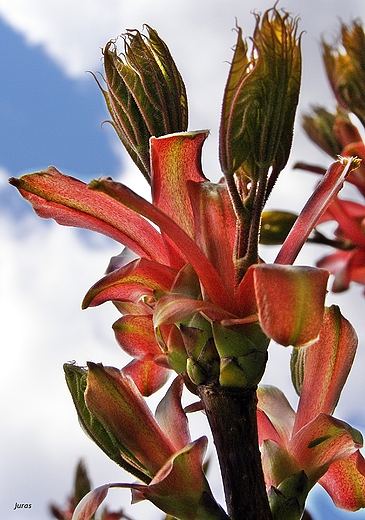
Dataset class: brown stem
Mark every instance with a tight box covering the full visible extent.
[197,384,272,520]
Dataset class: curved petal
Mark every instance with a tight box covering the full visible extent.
[89,177,234,311]
[132,437,214,520]
[113,314,160,358]
[9,167,169,263]
[275,157,360,265]
[85,363,176,475]
[72,484,109,520]
[122,358,169,396]
[320,450,365,511]
[261,439,301,488]
[293,305,358,434]
[188,179,237,296]
[83,258,177,308]
[155,375,191,450]
[257,385,296,447]
[288,413,363,487]
[253,264,328,347]
[153,293,236,328]
[151,131,208,235]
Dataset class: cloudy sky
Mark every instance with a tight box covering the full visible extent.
[2,0,365,519]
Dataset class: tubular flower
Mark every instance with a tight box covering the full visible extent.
[65,366,228,520]
[295,109,365,293]
[9,130,352,392]
[257,305,365,513]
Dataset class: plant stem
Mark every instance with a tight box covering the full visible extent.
[197,384,272,520]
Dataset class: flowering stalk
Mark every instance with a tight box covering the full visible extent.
[8,6,365,520]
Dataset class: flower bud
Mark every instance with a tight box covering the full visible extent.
[95,26,188,181]
[302,107,351,159]
[219,7,301,179]
[322,20,365,126]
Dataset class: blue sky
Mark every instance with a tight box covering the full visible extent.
[2,1,365,519]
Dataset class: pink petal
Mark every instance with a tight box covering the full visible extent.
[293,305,357,434]
[155,375,191,450]
[10,167,169,263]
[320,450,365,511]
[72,484,109,520]
[257,385,296,447]
[253,264,328,347]
[288,413,362,486]
[82,257,177,308]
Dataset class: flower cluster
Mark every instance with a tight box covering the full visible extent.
[9,6,365,520]
[293,19,365,293]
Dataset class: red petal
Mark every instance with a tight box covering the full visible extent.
[293,305,357,434]
[276,158,360,264]
[253,264,328,347]
[90,177,234,311]
[113,314,159,358]
[155,375,191,450]
[83,257,177,308]
[10,167,169,263]
[320,450,365,511]
[188,179,237,296]
[122,359,169,396]
[288,413,362,486]
[151,132,208,235]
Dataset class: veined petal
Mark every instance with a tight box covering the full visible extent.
[293,305,357,434]
[188,179,237,295]
[82,258,177,308]
[113,314,159,357]
[257,385,296,447]
[89,176,234,311]
[155,375,191,451]
[151,132,208,235]
[253,264,328,347]
[122,358,169,396]
[85,363,176,475]
[320,450,365,511]
[9,167,169,263]
[275,157,361,265]
[153,293,236,329]
[288,413,363,487]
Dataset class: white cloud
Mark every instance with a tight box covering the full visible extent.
[3,2,365,517]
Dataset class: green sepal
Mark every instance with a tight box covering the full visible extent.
[268,471,310,520]
[63,363,152,483]
[212,322,269,388]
